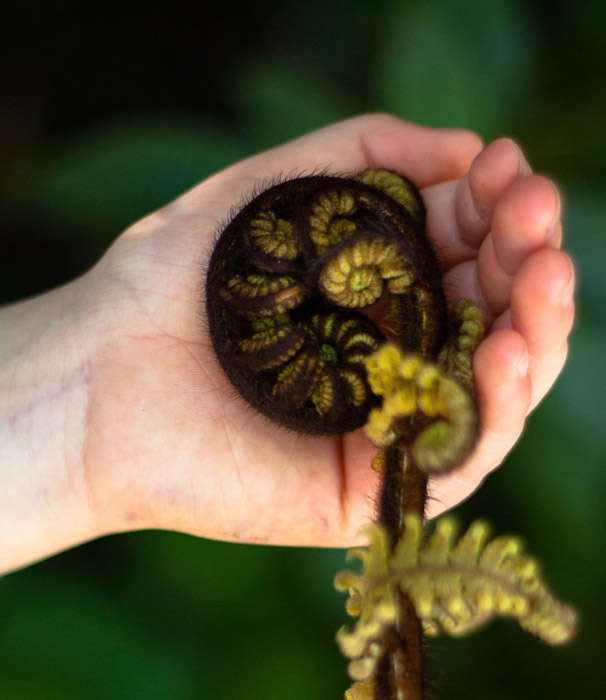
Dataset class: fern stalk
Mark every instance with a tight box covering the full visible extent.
[375,446,427,699]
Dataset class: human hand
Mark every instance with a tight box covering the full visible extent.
[0,114,574,571]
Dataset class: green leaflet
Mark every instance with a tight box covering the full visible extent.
[335,514,577,683]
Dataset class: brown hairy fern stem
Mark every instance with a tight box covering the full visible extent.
[375,448,428,699]
[205,169,576,700]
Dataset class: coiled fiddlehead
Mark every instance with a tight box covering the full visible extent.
[206,171,448,436]
[205,169,575,700]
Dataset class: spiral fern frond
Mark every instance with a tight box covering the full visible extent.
[335,514,577,685]
[205,172,445,437]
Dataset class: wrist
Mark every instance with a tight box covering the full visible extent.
[0,276,107,574]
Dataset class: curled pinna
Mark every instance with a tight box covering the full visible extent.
[205,170,452,437]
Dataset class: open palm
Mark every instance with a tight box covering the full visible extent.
[81,115,574,548]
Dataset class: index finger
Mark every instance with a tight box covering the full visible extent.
[214,113,483,190]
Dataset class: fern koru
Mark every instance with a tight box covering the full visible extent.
[205,169,576,699]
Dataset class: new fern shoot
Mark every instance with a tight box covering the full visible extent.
[204,168,576,699]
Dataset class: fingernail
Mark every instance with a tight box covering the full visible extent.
[516,347,529,379]
[546,221,561,242]
[560,270,575,309]
[517,146,532,177]
[546,183,562,240]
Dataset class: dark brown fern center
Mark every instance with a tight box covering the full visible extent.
[205,170,576,700]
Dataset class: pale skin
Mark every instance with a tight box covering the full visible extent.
[0,114,575,575]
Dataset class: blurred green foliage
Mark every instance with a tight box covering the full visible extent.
[1,1,605,698]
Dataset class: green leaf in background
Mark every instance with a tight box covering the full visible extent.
[260,0,383,86]
[20,115,250,241]
[123,531,289,626]
[0,565,196,700]
[229,60,357,150]
[562,187,606,326]
[215,626,343,700]
[374,0,537,138]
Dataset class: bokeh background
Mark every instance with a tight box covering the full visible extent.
[1,2,605,698]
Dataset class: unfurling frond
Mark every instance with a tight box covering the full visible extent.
[335,515,577,684]
[364,344,478,473]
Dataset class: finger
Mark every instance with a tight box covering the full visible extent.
[476,175,562,316]
[426,328,531,518]
[456,138,532,247]
[423,138,532,270]
[441,174,563,321]
[207,113,483,192]
[494,248,575,410]
[360,118,483,186]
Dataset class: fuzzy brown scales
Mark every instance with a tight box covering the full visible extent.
[206,170,446,437]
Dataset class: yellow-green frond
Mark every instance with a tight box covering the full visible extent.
[335,515,577,665]
[363,343,478,473]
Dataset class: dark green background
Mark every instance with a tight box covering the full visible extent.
[1,2,604,698]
